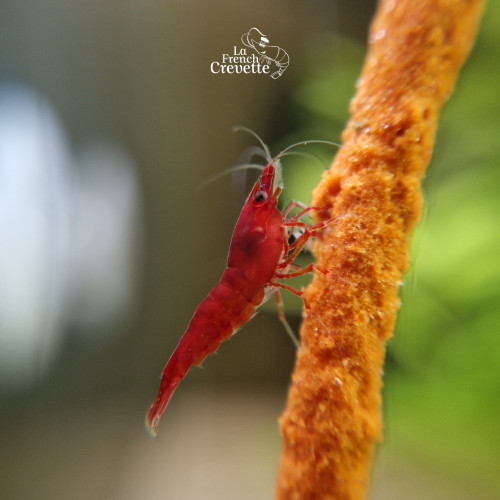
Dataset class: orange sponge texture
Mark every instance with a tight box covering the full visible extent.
[276,1,486,499]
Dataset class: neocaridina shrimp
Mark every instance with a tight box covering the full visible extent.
[146,129,337,436]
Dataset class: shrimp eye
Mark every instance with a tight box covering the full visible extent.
[254,190,268,203]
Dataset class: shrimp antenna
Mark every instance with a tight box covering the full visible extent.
[196,164,265,192]
[232,126,272,162]
[278,150,327,168]
[268,140,339,189]
[197,128,274,193]
[275,139,341,162]
[237,145,270,165]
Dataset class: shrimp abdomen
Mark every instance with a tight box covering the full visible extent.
[145,269,265,435]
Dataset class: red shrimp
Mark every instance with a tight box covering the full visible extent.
[146,136,335,436]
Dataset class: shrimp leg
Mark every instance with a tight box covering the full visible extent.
[273,289,299,347]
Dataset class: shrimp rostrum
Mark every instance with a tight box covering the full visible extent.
[146,130,336,436]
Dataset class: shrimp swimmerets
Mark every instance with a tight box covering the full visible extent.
[146,130,337,436]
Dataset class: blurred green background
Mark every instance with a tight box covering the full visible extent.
[0,1,498,499]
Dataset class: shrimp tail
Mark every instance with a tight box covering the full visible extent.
[145,351,185,437]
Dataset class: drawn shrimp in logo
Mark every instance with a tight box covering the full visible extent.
[241,28,289,79]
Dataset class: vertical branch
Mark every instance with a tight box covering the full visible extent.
[276,0,486,499]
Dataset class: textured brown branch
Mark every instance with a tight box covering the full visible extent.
[276,0,486,498]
